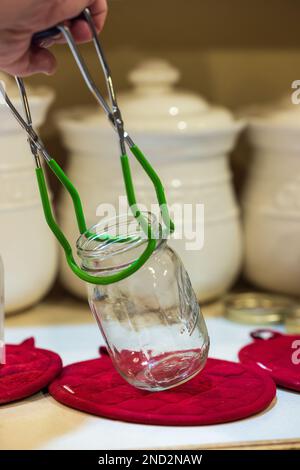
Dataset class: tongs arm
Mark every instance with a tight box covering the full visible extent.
[33,8,174,234]
[0,79,157,284]
[0,7,174,285]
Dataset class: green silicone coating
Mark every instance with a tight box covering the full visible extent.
[35,142,174,285]
[120,153,139,214]
[121,153,153,238]
[36,166,73,256]
[130,144,175,234]
[47,159,87,234]
[36,166,156,285]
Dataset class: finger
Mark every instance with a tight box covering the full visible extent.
[48,0,106,30]
[21,47,57,76]
[35,1,107,46]
[70,19,92,43]
[89,0,108,32]
[70,1,108,43]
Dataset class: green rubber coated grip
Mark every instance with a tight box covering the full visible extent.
[36,166,157,285]
[130,144,175,234]
[47,159,87,234]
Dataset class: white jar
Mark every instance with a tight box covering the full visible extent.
[0,74,58,313]
[243,98,300,295]
[57,60,244,301]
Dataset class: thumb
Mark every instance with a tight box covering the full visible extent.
[0,46,56,77]
[26,46,57,76]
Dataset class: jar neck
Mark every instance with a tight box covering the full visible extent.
[79,238,167,276]
[76,213,165,276]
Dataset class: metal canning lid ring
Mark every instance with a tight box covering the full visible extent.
[224,292,297,325]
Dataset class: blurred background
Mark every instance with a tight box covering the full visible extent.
[9,0,296,260]
[28,0,300,176]
[3,0,300,322]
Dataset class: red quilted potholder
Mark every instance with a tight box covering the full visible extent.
[49,347,276,426]
[0,338,62,405]
[239,330,300,392]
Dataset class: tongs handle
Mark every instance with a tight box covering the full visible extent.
[33,26,61,43]
[32,9,175,236]
[32,11,86,44]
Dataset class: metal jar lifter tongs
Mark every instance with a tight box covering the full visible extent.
[0,8,174,285]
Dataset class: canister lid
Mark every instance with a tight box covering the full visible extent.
[224,292,296,325]
[60,59,242,135]
[118,59,236,133]
[246,95,300,128]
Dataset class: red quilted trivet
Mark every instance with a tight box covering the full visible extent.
[49,347,276,425]
[0,338,63,405]
[239,330,300,392]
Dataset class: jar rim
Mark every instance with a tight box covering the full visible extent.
[76,212,164,273]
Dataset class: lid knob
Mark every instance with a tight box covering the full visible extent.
[128,59,180,94]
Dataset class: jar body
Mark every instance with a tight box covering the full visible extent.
[80,233,209,391]
[243,126,300,295]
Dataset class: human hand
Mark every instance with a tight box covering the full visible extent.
[0,0,107,76]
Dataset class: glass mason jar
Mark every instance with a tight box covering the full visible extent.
[77,214,209,391]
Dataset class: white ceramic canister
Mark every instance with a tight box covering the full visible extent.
[0,74,58,313]
[243,98,300,296]
[57,60,244,301]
